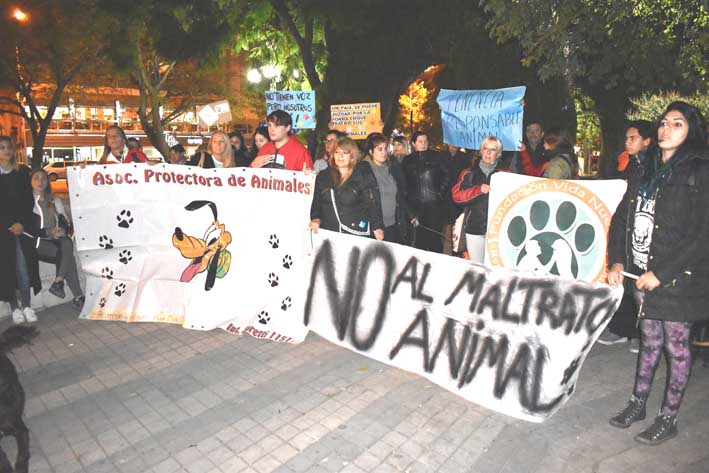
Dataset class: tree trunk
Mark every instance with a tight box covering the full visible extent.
[31,132,46,170]
[593,91,631,179]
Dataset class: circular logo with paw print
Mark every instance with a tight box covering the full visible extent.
[487,179,612,282]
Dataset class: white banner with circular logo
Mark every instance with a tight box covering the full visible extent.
[485,174,627,282]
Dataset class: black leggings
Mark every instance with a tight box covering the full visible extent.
[36,237,82,298]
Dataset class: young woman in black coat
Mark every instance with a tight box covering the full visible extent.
[607,101,709,445]
[310,137,384,240]
[0,136,40,323]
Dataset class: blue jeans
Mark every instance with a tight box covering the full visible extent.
[13,237,31,309]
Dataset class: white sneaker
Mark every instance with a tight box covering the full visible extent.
[23,307,38,323]
[12,308,25,324]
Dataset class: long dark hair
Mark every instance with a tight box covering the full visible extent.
[99,125,128,164]
[639,101,707,197]
[656,101,708,158]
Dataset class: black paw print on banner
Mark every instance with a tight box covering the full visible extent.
[118,250,132,265]
[114,283,127,297]
[101,267,113,280]
[267,273,279,287]
[99,297,106,308]
[257,310,270,325]
[282,255,293,269]
[98,235,114,249]
[117,210,134,229]
[281,296,292,311]
[268,234,279,249]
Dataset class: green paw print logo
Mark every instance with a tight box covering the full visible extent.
[507,200,596,279]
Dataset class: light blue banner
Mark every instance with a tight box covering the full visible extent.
[265,90,316,129]
[437,86,525,151]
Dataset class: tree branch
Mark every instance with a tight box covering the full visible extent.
[270,0,321,88]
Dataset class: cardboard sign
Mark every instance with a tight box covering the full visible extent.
[330,102,383,139]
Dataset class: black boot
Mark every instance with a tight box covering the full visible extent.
[609,395,646,428]
[635,414,678,445]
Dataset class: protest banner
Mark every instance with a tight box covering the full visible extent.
[196,100,232,128]
[485,173,627,282]
[68,164,315,343]
[265,90,316,129]
[304,230,623,422]
[330,102,383,139]
[437,86,525,151]
[69,167,626,421]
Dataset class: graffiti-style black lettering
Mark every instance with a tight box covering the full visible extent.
[535,289,560,329]
[303,241,360,341]
[428,318,471,379]
[444,270,486,311]
[392,257,418,298]
[389,309,430,372]
[349,246,395,351]
[477,284,502,320]
[415,263,434,303]
[500,277,520,324]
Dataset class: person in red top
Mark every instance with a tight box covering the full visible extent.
[98,125,148,164]
[250,110,313,171]
[518,122,547,176]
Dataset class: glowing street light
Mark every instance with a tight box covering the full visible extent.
[247,69,262,83]
[12,8,29,23]
[261,65,279,79]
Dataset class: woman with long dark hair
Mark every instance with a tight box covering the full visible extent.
[31,169,84,308]
[98,125,148,164]
[310,137,383,240]
[607,101,709,445]
[364,133,410,244]
[0,136,40,323]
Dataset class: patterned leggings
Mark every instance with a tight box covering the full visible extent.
[633,319,692,416]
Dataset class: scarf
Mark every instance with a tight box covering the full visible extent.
[479,160,497,177]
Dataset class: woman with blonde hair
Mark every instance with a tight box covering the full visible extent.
[188,131,234,168]
[0,135,40,323]
[310,137,383,240]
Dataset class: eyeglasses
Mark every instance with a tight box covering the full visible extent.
[324,138,337,144]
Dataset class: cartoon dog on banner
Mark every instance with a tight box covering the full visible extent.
[172,200,232,291]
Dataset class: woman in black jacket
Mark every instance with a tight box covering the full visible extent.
[451,136,509,262]
[310,137,384,240]
[607,101,709,445]
[363,133,411,244]
[0,136,40,323]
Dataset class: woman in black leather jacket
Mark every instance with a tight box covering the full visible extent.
[310,137,384,240]
[402,131,451,252]
[606,101,709,445]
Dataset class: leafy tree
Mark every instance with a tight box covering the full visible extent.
[628,91,709,121]
[98,0,241,159]
[0,0,106,168]
[235,1,575,143]
[480,0,709,176]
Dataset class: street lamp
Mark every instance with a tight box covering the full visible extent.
[12,8,29,23]
[247,65,282,89]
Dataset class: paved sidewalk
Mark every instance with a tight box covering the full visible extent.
[3,303,708,473]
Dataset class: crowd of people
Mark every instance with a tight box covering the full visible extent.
[2,100,708,446]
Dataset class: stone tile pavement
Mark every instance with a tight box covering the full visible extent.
[2,303,708,473]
